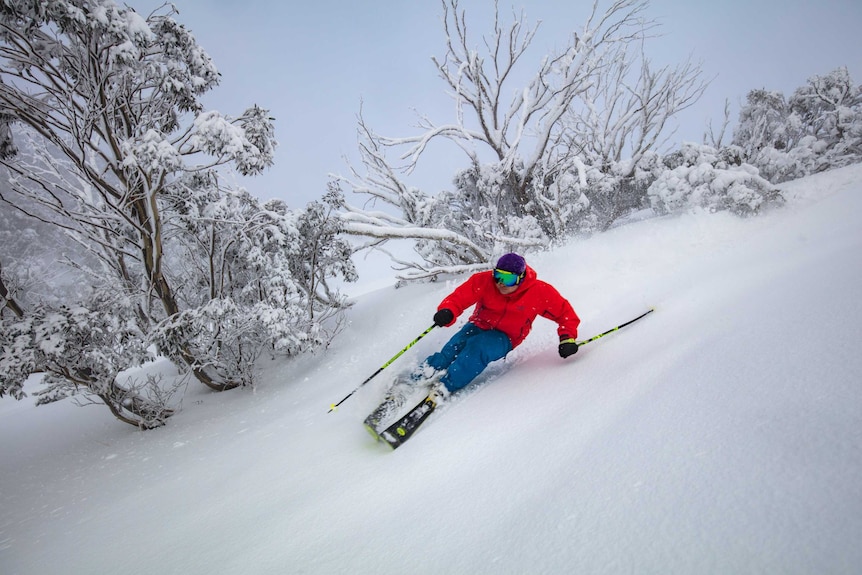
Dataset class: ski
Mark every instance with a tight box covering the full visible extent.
[374,395,438,449]
[363,394,405,441]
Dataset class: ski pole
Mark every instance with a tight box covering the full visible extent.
[576,308,654,347]
[328,323,437,412]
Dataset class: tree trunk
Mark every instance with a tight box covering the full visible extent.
[132,196,239,392]
[0,273,24,318]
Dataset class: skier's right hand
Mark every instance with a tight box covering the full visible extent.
[558,336,579,358]
[433,308,455,327]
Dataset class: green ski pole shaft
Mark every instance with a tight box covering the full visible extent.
[576,308,654,347]
[328,324,437,412]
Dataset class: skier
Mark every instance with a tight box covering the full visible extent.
[366,252,580,431]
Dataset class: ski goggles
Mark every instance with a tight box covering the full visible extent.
[493,268,524,287]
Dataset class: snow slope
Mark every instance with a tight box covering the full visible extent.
[2,165,861,575]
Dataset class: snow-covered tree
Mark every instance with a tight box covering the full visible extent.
[732,68,862,183]
[704,99,733,149]
[733,90,795,157]
[291,189,358,320]
[335,115,492,280]
[0,1,353,427]
[789,67,862,166]
[335,0,706,278]
[647,143,783,216]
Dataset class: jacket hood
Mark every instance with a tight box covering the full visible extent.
[512,265,537,292]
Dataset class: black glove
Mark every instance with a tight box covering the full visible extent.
[559,336,578,358]
[433,308,455,327]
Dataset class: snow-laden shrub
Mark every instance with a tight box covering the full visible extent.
[162,182,355,373]
[0,292,178,428]
[648,144,784,216]
[732,68,862,183]
[537,167,593,235]
[532,152,662,235]
[412,163,548,268]
[750,136,830,183]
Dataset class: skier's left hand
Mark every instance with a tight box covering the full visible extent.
[433,308,455,327]
[558,336,578,358]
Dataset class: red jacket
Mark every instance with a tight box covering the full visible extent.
[438,266,580,348]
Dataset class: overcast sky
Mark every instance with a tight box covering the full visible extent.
[134,0,862,208]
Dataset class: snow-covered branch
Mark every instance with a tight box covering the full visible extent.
[334,0,708,262]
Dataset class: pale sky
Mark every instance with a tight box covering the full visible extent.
[134,0,862,208]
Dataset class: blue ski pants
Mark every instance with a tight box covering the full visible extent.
[424,323,512,392]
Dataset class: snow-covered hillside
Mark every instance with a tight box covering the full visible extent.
[2,165,861,575]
